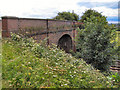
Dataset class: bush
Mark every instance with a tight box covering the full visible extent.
[107,72,120,88]
[76,16,117,71]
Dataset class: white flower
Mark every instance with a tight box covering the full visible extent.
[53,75,57,77]
[64,84,67,85]
[74,71,76,73]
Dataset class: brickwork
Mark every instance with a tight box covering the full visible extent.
[1,16,82,52]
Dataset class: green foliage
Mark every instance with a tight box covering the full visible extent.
[116,31,120,46]
[116,31,120,60]
[76,16,117,71]
[80,9,103,22]
[11,33,22,42]
[2,34,113,88]
[0,30,1,90]
[53,11,79,21]
[107,72,120,88]
[112,73,120,83]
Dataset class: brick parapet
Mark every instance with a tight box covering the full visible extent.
[1,16,82,52]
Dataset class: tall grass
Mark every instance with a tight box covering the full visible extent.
[2,34,115,88]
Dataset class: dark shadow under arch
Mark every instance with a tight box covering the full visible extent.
[58,34,72,53]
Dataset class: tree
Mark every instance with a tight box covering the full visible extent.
[80,9,102,22]
[53,11,79,21]
[76,16,116,71]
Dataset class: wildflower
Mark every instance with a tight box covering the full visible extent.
[29,67,32,70]
[64,84,67,85]
[28,73,31,76]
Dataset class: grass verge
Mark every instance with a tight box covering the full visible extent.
[2,34,114,88]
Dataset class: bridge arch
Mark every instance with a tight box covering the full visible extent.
[57,34,72,53]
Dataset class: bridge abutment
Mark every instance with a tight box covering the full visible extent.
[1,16,82,52]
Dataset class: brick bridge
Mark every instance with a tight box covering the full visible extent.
[1,16,82,52]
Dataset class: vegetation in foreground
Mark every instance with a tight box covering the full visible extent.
[2,33,115,88]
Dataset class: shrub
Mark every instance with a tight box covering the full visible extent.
[76,16,117,71]
[107,72,120,88]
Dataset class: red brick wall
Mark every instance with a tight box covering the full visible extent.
[2,16,82,51]
[48,20,73,32]
[48,30,73,44]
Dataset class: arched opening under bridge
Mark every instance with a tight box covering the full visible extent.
[58,34,72,53]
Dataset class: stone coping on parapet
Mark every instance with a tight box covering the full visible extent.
[1,16,79,22]
[2,16,19,19]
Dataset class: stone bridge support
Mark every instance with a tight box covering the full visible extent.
[1,16,82,52]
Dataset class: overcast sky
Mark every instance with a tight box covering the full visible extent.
[0,0,119,23]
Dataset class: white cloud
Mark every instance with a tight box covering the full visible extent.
[93,6,118,17]
[0,0,118,21]
[0,0,80,18]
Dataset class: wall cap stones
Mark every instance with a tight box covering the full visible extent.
[2,16,18,19]
[1,16,77,22]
